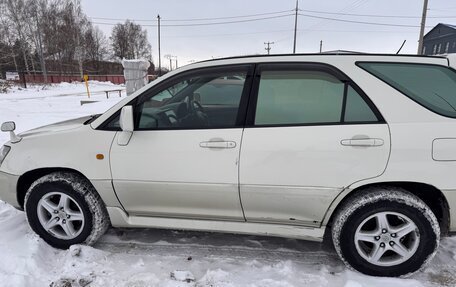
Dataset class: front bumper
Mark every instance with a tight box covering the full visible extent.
[0,171,20,209]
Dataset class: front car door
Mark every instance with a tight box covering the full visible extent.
[109,64,254,221]
[239,63,391,226]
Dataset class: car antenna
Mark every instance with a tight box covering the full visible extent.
[396,40,407,54]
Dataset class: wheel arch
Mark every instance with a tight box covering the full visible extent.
[17,167,93,209]
[323,181,450,242]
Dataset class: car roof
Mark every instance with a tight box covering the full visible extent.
[186,53,449,70]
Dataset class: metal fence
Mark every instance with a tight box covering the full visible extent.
[23,74,125,85]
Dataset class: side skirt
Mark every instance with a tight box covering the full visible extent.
[107,207,325,242]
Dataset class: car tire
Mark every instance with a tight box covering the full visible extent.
[331,187,440,277]
[24,172,110,249]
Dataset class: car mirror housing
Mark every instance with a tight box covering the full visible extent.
[118,106,134,146]
[1,121,15,132]
[120,106,134,132]
[1,121,22,143]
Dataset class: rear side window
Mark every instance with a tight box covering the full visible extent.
[255,71,344,125]
[358,62,456,118]
[254,69,380,126]
[344,86,378,122]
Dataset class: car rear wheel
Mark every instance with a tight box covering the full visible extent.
[24,172,110,249]
[332,187,440,277]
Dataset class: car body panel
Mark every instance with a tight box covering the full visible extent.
[110,129,245,220]
[240,124,391,226]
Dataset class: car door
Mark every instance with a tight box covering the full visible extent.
[239,63,391,226]
[110,64,253,221]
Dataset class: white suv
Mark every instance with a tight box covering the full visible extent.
[1,54,455,277]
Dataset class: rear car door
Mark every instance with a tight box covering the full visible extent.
[239,63,391,226]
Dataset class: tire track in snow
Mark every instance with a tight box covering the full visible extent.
[95,240,341,266]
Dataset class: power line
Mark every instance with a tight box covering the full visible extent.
[89,10,293,22]
[298,13,432,28]
[163,29,294,39]
[160,28,417,40]
[301,0,368,35]
[299,8,456,18]
[92,14,294,27]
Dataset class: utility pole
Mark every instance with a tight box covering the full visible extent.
[174,56,178,69]
[264,41,274,55]
[157,14,162,76]
[293,0,299,54]
[320,40,323,53]
[417,0,429,55]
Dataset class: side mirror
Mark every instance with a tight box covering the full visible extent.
[1,121,15,132]
[120,106,134,132]
[1,121,21,143]
[118,106,134,146]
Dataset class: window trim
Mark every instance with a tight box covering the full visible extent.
[245,62,385,128]
[97,64,255,131]
[356,61,456,119]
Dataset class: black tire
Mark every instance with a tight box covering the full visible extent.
[24,172,110,249]
[332,187,440,277]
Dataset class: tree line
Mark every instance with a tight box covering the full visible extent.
[0,0,154,77]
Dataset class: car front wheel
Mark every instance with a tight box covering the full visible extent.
[332,187,440,277]
[24,172,110,249]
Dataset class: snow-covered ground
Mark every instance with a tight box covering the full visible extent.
[0,81,124,145]
[0,82,455,287]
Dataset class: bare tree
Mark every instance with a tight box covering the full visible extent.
[5,0,31,74]
[84,26,108,62]
[0,0,111,77]
[111,20,152,60]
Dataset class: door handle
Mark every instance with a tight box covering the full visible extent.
[341,138,384,147]
[200,141,236,149]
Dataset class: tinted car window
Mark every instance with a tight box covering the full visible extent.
[255,70,344,125]
[344,85,379,122]
[137,71,247,130]
[358,62,456,118]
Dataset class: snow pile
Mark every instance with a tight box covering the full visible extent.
[122,59,150,96]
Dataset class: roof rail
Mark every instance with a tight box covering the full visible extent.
[196,53,446,64]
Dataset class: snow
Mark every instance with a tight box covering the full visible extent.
[0,81,125,145]
[0,83,456,286]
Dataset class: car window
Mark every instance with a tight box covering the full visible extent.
[255,70,344,125]
[358,62,456,118]
[344,85,379,122]
[136,71,247,130]
[196,77,244,106]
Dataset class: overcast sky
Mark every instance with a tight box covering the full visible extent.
[80,0,456,68]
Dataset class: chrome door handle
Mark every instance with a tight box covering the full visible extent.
[200,141,236,149]
[341,138,384,147]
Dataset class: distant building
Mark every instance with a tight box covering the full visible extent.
[423,23,456,55]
